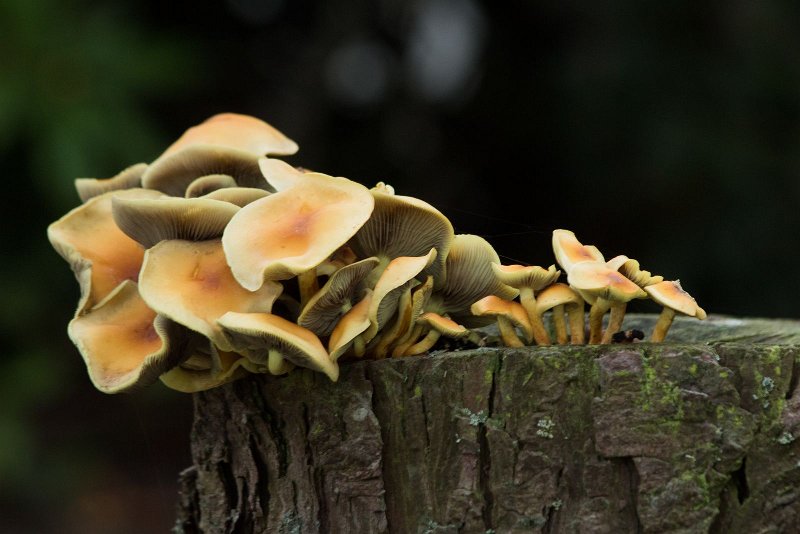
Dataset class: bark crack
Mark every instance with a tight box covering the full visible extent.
[477,354,500,531]
[622,457,643,533]
[366,365,393,534]
[302,402,328,533]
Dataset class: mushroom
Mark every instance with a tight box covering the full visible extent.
[185,174,238,198]
[217,312,339,381]
[200,187,271,207]
[142,113,298,196]
[492,263,560,345]
[363,249,437,343]
[535,283,586,344]
[552,229,605,272]
[348,184,455,288]
[567,260,647,344]
[67,280,192,393]
[375,275,434,358]
[75,163,147,203]
[138,239,283,354]
[297,256,380,336]
[644,280,706,342]
[47,188,164,314]
[159,350,269,393]
[328,290,373,360]
[221,171,374,293]
[112,196,239,249]
[401,313,476,356]
[471,296,533,347]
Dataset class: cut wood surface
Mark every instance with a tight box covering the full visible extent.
[175,315,800,533]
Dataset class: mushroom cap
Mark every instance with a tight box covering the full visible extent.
[644,280,706,319]
[67,281,190,393]
[200,187,271,207]
[491,263,560,291]
[417,312,470,338]
[535,282,585,313]
[221,172,375,290]
[258,157,309,191]
[567,261,647,302]
[141,145,269,196]
[75,163,147,203]
[48,188,164,313]
[112,196,239,249]
[217,312,339,381]
[159,350,253,393]
[328,290,373,360]
[298,257,380,336]
[552,229,605,273]
[366,249,437,341]
[139,239,282,351]
[435,235,519,321]
[185,174,238,198]
[606,255,663,287]
[161,113,298,159]
[470,295,533,340]
[349,188,454,286]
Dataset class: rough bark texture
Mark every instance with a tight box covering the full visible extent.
[175,315,800,533]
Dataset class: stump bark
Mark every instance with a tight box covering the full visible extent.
[174,315,800,533]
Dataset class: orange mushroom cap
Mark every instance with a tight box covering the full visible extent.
[222,171,375,290]
[552,229,605,273]
[645,280,706,319]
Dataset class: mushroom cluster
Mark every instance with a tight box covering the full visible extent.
[48,113,706,394]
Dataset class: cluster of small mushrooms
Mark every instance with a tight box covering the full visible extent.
[47,113,706,394]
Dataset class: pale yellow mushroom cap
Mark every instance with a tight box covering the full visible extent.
[492,263,560,291]
[161,113,298,159]
[328,290,373,360]
[645,280,706,319]
[606,255,663,287]
[48,188,164,313]
[75,163,148,203]
[552,229,605,273]
[535,283,585,314]
[218,312,339,381]
[417,312,470,338]
[568,260,647,302]
[67,281,189,393]
[221,172,375,290]
[470,295,533,341]
[139,239,282,351]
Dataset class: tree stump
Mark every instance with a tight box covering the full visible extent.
[174,315,800,533]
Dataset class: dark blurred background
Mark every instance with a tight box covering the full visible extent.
[2,0,799,531]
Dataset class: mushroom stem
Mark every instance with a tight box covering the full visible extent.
[551,304,568,344]
[519,287,550,345]
[353,335,366,357]
[567,304,585,345]
[392,324,423,357]
[467,331,483,347]
[651,307,677,342]
[267,349,293,375]
[497,316,525,347]
[297,269,319,308]
[588,298,611,344]
[403,329,441,356]
[601,302,628,344]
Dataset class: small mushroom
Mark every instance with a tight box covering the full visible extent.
[75,163,148,203]
[67,281,191,393]
[471,296,533,347]
[552,229,605,273]
[349,185,455,288]
[221,171,374,291]
[200,187,271,207]
[297,256,380,336]
[328,290,373,360]
[185,174,238,198]
[492,263,560,345]
[535,283,586,344]
[644,280,706,342]
[402,313,475,356]
[218,312,339,381]
[159,350,267,393]
[138,239,283,353]
[47,188,164,314]
[376,275,434,358]
[112,196,239,249]
[568,260,646,344]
